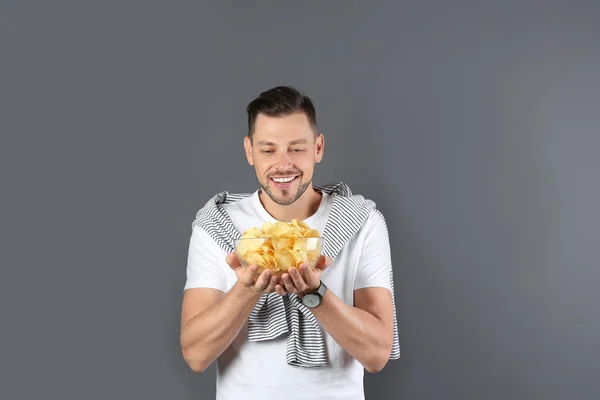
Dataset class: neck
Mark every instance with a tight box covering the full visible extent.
[259,185,322,222]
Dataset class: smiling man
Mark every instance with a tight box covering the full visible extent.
[180,86,400,400]
[244,96,324,221]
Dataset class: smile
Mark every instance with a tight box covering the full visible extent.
[271,176,297,183]
[270,175,300,187]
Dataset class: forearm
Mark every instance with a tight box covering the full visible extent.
[181,282,262,372]
[309,290,392,373]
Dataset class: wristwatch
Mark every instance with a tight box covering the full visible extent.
[300,280,327,308]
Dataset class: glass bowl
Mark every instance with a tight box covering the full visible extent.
[233,237,324,275]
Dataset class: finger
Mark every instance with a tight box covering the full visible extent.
[264,274,279,293]
[275,284,288,296]
[281,273,299,293]
[242,264,259,286]
[315,255,331,271]
[253,269,273,290]
[299,263,320,289]
[226,253,241,269]
[288,267,307,292]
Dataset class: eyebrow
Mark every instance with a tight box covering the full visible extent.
[256,139,308,146]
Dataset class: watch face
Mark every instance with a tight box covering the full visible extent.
[302,294,320,308]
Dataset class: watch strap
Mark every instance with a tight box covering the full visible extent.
[316,280,327,297]
[297,280,327,306]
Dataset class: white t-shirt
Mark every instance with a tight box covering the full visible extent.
[184,189,393,400]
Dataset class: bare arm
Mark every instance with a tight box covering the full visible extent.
[306,211,396,372]
[180,256,279,373]
[277,256,395,373]
[308,286,394,373]
[180,283,261,372]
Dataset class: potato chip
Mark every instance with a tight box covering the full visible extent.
[268,222,293,237]
[292,249,309,267]
[262,252,276,270]
[236,238,265,257]
[303,229,320,238]
[293,239,307,252]
[235,219,324,274]
[246,252,266,265]
[274,249,294,268]
[272,238,293,252]
[261,221,273,233]
[241,227,262,239]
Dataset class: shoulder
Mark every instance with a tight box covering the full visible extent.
[186,224,228,272]
[338,190,389,243]
[339,189,388,230]
[191,190,254,224]
[367,207,389,231]
[358,207,390,244]
[323,184,390,239]
[221,193,254,215]
[190,223,219,248]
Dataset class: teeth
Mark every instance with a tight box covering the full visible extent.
[273,176,296,183]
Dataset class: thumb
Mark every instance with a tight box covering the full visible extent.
[316,255,331,271]
[226,253,241,269]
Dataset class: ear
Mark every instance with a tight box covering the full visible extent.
[244,135,254,166]
[315,133,325,163]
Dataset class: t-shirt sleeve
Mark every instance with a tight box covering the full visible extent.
[183,226,229,293]
[354,210,393,292]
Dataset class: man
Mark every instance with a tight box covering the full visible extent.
[180,86,400,399]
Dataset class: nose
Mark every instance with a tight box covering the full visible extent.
[274,151,294,170]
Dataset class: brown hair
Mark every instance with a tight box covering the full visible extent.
[246,86,317,139]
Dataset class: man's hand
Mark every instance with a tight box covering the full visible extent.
[226,253,280,294]
[276,255,332,296]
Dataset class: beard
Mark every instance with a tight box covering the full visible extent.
[260,175,311,206]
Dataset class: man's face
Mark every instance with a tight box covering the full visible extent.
[244,112,324,206]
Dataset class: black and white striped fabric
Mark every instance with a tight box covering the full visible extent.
[192,182,400,368]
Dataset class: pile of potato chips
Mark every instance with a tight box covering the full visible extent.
[235,219,323,274]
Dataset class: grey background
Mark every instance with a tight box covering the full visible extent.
[2,1,599,399]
